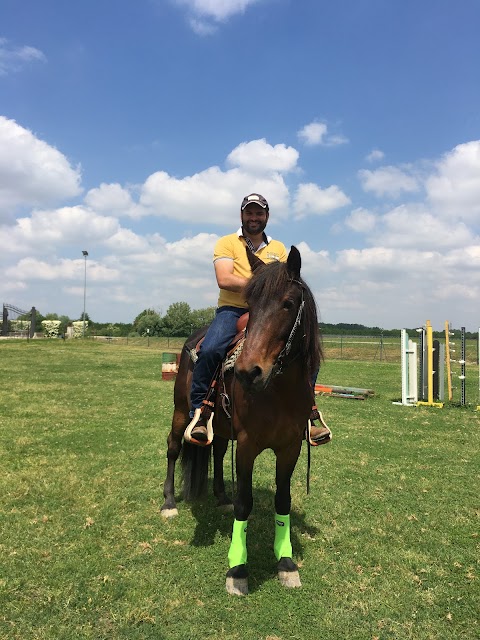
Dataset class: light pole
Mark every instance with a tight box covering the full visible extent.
[82,250,88,337]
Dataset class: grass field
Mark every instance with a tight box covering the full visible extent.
[1,340,479,639]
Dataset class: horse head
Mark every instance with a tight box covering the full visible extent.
[235,246,318,393]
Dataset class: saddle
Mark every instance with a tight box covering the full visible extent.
[189,313,248,365]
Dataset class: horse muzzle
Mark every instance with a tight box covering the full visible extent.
[235,363,271,393]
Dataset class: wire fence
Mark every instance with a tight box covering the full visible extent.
[89,334,480,364]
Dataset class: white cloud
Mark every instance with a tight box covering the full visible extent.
[0,38,46,75]
[293,183,351,218]
[365,149,385,163]
[426,140,480,222]
[2,124,480,332]
[336,246,440,275]
[0,117,82,219]
[297,121,348,147]
[292,241,332,288]
[298,122,327,146]
[359,166,419,198]
[5,257,119,282]
[345,208,377,233]
[226,138,299,174]
[174,0,264,33]
[176,0,262,20]
[98,233,220,311]
[84,183,146,218]
[0,206,119,254]
[444,245,480,269]
[138,138,300,222]
[140,166,290,223]
[433,282,479,301]
[317,286,366,311]
[103,228,150,253]
[377,204,474,250]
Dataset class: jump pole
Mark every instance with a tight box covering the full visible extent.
[392,329,417,406]
[445,321,453,401]
[461,327,466,406]
[417,320,444,408]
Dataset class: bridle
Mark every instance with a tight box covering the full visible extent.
[271,278,306,378]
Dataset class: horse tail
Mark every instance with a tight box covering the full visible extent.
[180,441,211,501]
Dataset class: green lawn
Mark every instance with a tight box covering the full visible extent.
[0,340,478,639]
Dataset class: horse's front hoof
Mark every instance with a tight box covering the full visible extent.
[278,557,302,588]
[216,500,234,513]
[226,564,249,596]
[160,507,178,519]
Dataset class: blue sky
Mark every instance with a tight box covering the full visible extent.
[1,0,480,330]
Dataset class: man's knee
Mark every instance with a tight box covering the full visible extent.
[200,343,225,362]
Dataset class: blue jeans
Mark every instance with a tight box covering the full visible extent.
[190,306,246,412]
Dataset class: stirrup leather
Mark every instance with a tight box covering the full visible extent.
[184,408,214,446]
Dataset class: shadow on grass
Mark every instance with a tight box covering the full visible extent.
[187,483,319,593]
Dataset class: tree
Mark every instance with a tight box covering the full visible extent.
[161,302,192,337]
[44,312,71,335]
[191,307,216,332]
[136,312,163,336]
[133,308,158,329]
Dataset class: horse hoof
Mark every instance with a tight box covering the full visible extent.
[226,576,249,596]
[160,507,178,519]
[277,557,301,588]
[217,502,234,513]
[278,570,302,588]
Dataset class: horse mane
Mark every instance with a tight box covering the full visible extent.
[244,259,323,378]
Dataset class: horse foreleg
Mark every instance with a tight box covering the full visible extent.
[213,435,232,510]
[225,438,256,596]
[161,411,185,518]
[274,444,302,587]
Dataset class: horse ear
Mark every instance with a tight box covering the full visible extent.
[287,245,301,279]
[247,247,266,272]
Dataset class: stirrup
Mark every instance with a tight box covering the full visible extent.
[184,408,214,447]
[306,410,332,447]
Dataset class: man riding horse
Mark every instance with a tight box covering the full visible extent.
[185,192,331,446]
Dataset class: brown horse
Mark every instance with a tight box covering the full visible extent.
[161,245,322,595]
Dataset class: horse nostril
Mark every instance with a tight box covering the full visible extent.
[248,366,262,384]
[235,364,263,389]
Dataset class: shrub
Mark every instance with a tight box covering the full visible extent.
[41,320,61,338]
[10,320,30,333]
[72,321,88,338]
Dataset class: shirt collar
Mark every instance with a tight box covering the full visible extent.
[237,227,271,252]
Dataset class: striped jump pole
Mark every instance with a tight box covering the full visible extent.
[445,321,454,401]
[460,327,466,407]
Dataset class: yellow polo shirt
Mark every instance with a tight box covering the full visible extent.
[213,231,288,308]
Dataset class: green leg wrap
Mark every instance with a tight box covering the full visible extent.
[274,513,293,560]
[228,519,248,568]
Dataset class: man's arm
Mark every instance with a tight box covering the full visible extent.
[214,258,249,293]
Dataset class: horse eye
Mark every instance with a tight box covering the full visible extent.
[283,299,294,310]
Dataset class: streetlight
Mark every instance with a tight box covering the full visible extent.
[82,250,88,337]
